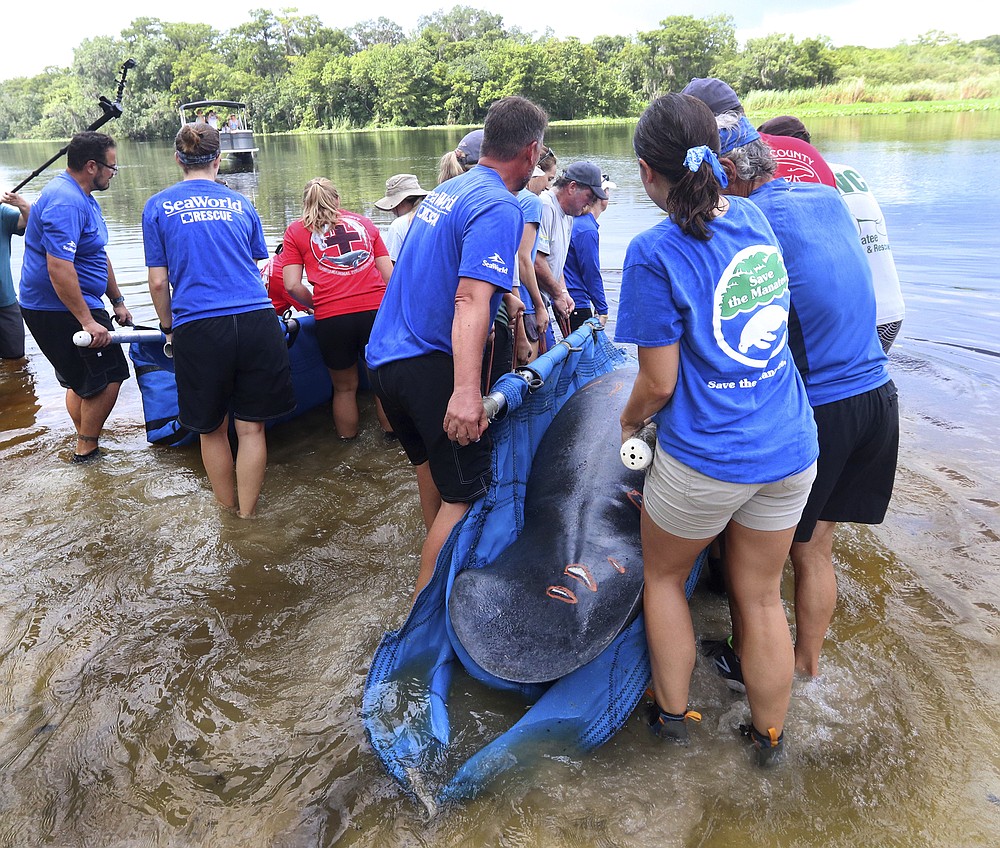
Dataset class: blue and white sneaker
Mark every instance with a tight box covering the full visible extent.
[702,635,746,693]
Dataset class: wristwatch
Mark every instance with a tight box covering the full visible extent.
[111,295,125,306]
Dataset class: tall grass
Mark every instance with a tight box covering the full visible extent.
[742,75,1000,113]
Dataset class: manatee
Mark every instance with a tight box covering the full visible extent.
[449,367,647,684]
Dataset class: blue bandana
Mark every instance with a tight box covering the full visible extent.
[718,116,761,155]
[176,149,219,166]
[683,146,729,188]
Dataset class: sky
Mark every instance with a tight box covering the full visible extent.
[2,1,996,82]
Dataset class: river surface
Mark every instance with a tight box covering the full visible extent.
[1,113,998,847]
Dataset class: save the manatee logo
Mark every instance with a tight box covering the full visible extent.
[713,245,790,367]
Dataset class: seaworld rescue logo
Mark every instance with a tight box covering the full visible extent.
[713,245,790,368]
[161,194,244,225]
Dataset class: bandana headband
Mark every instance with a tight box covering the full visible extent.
[718,116,761,155]
[683,146,729,188]
[176,149,219,166]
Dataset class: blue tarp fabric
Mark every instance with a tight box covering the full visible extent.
[362,321,705,812]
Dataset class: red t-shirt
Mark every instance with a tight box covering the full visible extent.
[260,250,308,314]
[760,134,837,188]
[281,212,388,319]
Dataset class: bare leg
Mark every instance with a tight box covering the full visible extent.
[329,366,360,439]
[790,520,838,676]
[640,509,714,715]
[413,499,469,603]
[374,396,393,434]
[66,389,82,433]
[725,522,796,736]
[70,382,121,454]
[414,461,442,531]
[233,418,267,518]
[199,417,237,510]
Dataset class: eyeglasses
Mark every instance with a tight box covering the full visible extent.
[538,147,555,163]
[95,160,119,174]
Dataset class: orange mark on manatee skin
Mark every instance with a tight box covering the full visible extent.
[608,557,626,574]
[564,564,598,592]
[546,585,578,604]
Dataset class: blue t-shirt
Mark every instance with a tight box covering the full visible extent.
[516,188,543,315]
[749,179,890,407]
[142,179,270,327]
[18,172,109,311]
[517,189,542,261]
[1,204,23,308]
[564,212,608,315]
[366,165,521,368]
[615,196,817,484]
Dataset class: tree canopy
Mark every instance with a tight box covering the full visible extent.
[0,7,995,140]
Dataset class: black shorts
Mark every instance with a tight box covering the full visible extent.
[172,309,296,433]
[21,306,130,397]
[315,310,378,371]
[568,307,594,333]
[369,352,492,504]
[795,380,899,543]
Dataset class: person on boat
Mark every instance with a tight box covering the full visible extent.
[535,161,607,344]
[564,174,616,332]
[206,110,219,129]
[142,122,295,516]
[366,95,548,602]
[17,132,132,461]
[373,174,429,265]
[757,115,905,351]
[712,112,898,680]
[1,190,30,359]
[615,94,819,764]
[512,148,557,363]
[282,177,393,440]
[194,109,206,125]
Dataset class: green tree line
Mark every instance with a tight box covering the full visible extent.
[1,7,997,140]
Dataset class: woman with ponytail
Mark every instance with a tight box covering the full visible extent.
[615,94,818,764]
[282,178,392,439]
[144,123,295,517]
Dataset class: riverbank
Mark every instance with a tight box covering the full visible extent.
[259,96,1000,138]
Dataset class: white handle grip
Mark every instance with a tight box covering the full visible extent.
[621,423,657,470]
[73,328,166,347]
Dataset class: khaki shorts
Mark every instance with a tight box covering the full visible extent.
[643,448,818,540]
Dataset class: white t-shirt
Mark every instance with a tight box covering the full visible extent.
[385,213,413,262]
[537,189,573,282]
[830,163,905,325]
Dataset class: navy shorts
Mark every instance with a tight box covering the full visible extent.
[172,309,296,433]
[794,380,899,543]
[369,352,492,504]
[21,306,130,397]
[314,310,378,371]
[0,301,26,359]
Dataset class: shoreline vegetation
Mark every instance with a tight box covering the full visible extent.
[0,7,997,142]
[268,96,1000,137]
